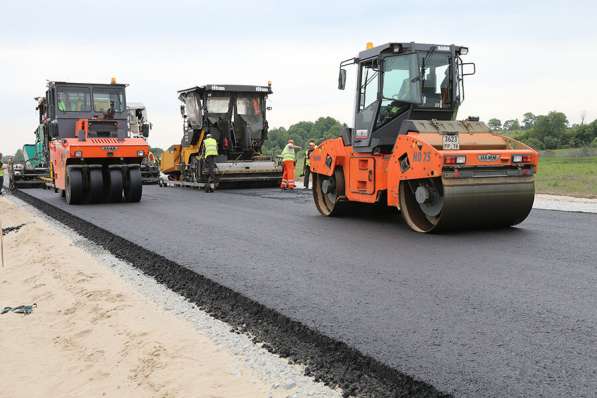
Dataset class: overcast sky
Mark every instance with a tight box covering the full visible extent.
[1,0,595,154]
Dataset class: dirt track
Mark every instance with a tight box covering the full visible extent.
[16,186,597,397]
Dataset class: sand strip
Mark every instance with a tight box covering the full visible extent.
[0,196,339,398]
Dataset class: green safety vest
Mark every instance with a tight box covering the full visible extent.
[305,149,312,166]
[281,144,295,161]
[58,100,66,112]
[204,137,218,157]
[0,163,4,177]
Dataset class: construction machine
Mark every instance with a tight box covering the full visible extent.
[37,80,149,204]
[127,103,160,184]
[9,123,51,189]
[310,42,539,232]
[160,83,281,187]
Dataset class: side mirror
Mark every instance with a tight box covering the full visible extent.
[266,106,272,111]
[338,69,347,90]
[142,123,150,138]
[461,62,476,76]
[180,104,186,117]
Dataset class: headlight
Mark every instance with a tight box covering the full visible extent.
[137,150,145,157]
[444,155,466,165]
[74,150,82,157]
[512,154,531,163]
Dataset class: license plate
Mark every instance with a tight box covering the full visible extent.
[442,134,459,150]
[478,154,499,162]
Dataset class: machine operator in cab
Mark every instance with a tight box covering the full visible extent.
[203,134,218,192]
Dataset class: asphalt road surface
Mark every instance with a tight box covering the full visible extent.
[22,186,597,397]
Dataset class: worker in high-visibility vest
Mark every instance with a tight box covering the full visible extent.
[203,133,218,192]
[302,140,316,189]
[280,139,301,190]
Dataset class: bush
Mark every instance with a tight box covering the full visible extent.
[525,137,545,150]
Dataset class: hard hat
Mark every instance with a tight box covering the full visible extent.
[206,133,213,138]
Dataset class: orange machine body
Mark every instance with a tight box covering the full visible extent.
[49,118,148,190]
[310,128,539,209]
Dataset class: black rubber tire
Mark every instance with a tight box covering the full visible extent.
[124,167,143,202]
[105,168,123,203]
[85,168,104,203]
[65,168,83,205]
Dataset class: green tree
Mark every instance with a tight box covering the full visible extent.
[263,117,343,155]
[522,112,536,129]
[488,118,502,131]
[524,137,545,150]
[13,149,25,163]
[503,119,520,131]
[149,147,163,159]
[530,111,568,149]
[570,121,597,147]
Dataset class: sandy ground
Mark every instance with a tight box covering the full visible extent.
[0,197,332,398]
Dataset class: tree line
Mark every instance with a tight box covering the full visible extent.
[488,112,597,150]
[5,111,595,162]
[264,111,597,153]
[262,116,345,155]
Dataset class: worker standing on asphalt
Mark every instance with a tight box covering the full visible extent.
[203,133,218,193]
[302,140,316,189]
[280,139,301,190]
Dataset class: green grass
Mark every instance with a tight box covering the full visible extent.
[536,156,597,198]
[539,147,597,158]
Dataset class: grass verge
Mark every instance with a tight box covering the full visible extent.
[536,156,596,198]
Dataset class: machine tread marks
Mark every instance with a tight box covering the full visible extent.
[124,167,143,202]
[65,168,83,205]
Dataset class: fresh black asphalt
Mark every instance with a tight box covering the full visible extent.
[21,186,597,397]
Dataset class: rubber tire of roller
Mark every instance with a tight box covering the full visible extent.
[86,168,104,203]
[65,168,83,205]
[105,168,123,203]
[124,167,143,202]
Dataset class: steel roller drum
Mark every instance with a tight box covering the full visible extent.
[400,176,535,232]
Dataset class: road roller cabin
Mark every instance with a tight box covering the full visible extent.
[39,80,149,204]
[309,42,539,232]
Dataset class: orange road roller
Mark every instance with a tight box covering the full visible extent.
[310,42,539,232]
[36,80,149,204]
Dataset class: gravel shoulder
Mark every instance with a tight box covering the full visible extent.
[0,196,340,398]
[533,193,597,213]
